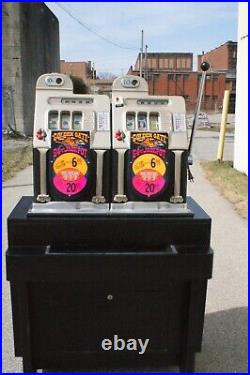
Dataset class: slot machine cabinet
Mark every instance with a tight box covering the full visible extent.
[111,75,190,214]
[30,73,111,214]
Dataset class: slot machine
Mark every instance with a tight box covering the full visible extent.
[111,75,190,214]
[30,73,111,214]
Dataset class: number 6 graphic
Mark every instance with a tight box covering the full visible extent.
[151,158,156,168]
[72,157,77,167]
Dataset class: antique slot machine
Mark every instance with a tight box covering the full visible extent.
[111,75,190,214]
[29,73,111,214]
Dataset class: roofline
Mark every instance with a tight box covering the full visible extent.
[199,40,237,56]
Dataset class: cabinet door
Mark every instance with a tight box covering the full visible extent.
[29,281,188,356]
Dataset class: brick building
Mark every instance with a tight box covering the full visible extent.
[60,60,93,81]
[134,52,193,71]
[197,41,237,71]
[128,43,236,113]
[87,78,114,97]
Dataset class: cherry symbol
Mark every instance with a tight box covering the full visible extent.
[36,128,47,140]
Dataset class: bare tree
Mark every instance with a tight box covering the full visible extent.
[70,75,89,94]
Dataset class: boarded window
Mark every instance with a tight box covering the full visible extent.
[186,58,192,68]
[169,59,174,69]
[159,59,164,69]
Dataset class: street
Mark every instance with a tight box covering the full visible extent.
[2,131,247,373]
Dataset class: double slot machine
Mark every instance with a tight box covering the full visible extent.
[30,73,191,215]
[7,63,213,373]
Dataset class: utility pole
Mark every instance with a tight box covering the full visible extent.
[92,62,97,93]
[139,29,144,77]
[144,44,148,80]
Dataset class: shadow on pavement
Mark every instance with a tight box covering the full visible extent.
[44,308,248,373]
[196,307,248,373]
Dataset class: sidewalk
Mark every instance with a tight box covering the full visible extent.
[188,162,247,372]
[2,162,247,372]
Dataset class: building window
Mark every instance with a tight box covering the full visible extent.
[168,74,174,80]
[183,74,189,80]
[169,59,174,69]
[151,58,157,68]
[181,59,186,69]
[177,59,181,69]
[176,74,182,80]
[159,58,164,69]
[186,58,192,68]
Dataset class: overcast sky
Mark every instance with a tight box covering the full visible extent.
[46,2,238,75]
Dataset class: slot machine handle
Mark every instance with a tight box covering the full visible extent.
[188,61,210,161]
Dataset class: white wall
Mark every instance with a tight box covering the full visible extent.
[234,2,248,175]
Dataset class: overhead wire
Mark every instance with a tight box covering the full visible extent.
[55,2,138,51]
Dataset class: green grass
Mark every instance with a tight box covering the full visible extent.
[201,161,248,219]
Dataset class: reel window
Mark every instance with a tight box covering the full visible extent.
[126,112,136,131]
[137,112,148,130]
[149,113,159,131]
[61,111,71,130]
[48,111,59,130]
[72,112,83,130]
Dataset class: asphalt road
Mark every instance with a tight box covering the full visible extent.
[190,130,234,161]
[2,131,247,373]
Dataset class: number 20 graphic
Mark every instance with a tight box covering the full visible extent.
[132,153,167,197]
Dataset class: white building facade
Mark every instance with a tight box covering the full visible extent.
[234,2,248,175]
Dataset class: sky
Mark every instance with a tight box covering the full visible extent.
[46,2,238,75]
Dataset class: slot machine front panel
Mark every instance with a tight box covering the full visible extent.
[111,76,189,212]
[31,73,111,214]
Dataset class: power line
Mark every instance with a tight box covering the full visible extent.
[55,2,138,51]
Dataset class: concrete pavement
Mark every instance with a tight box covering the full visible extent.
[2,131,247,372]
[2,166,33,373]
[188,162,247,372]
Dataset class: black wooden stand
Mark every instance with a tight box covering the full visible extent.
[6,196,213,373]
